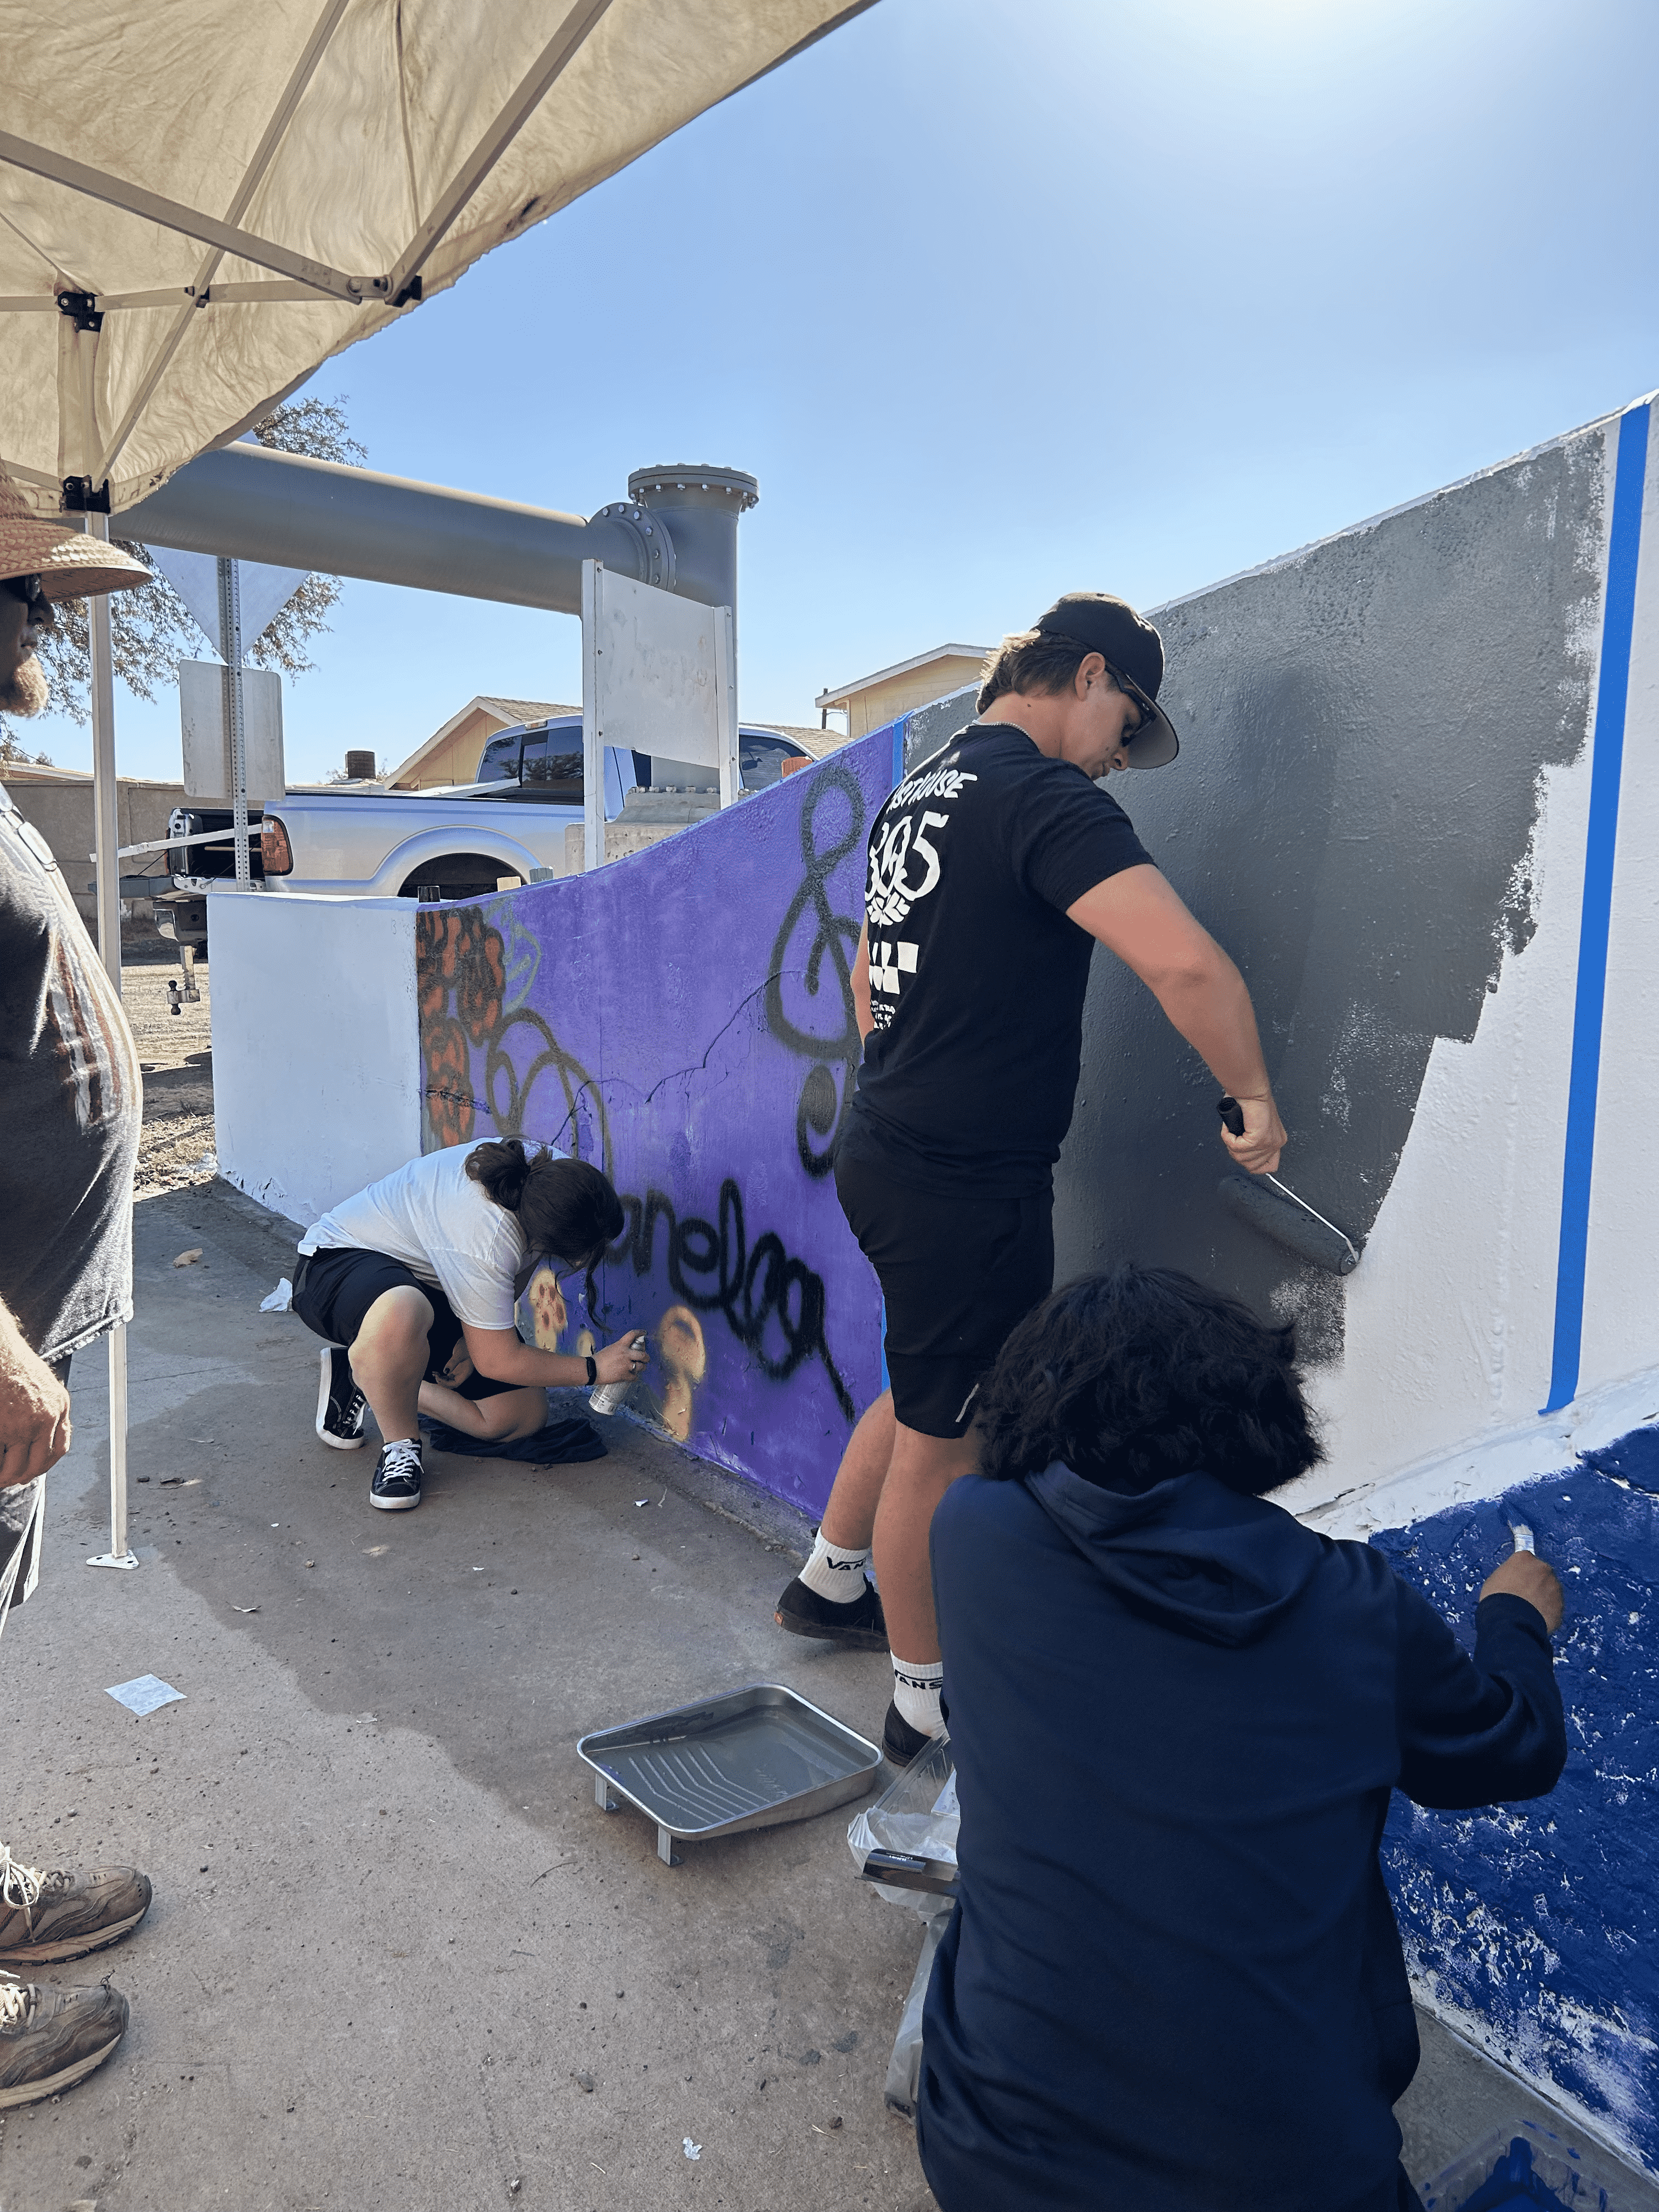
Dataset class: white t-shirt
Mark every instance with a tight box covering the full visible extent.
[298,1143,565,1330]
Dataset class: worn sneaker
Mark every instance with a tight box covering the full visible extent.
[775,1573,889,1652]
[0,1848,151,1966]
[316,1345,369,1451]
[370,1438,422,1512]
[0,1974,128,2107]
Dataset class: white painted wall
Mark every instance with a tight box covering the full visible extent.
[207,890,421,1229]
[1289,403,1659,1528]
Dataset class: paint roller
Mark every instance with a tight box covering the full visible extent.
[1215,1097,1363,1277]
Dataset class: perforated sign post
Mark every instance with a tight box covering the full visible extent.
[581,561,737,873]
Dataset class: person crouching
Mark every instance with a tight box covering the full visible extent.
[918,1266,1566,2212]
[291,1138,646,1511]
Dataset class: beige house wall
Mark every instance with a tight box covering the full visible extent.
[3,771,188,923]
[843,654,984,739]
[391,710,503,789]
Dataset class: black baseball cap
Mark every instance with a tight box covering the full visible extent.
[1033,592,1179,769]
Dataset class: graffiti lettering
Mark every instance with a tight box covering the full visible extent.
[420,900,856,1423]
[616,1180,855,1420]
[764,766,866,1179]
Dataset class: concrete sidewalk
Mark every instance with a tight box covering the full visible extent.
[3,1182,1651,2212]
[0,1180,932,2211]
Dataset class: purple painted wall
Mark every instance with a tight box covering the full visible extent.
[414,726,903,1517]
[1373,1426,1659,2171]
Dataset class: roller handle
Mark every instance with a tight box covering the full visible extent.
[1217,1095,1246,1138]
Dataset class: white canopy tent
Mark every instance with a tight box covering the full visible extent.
[0,0,872,1568]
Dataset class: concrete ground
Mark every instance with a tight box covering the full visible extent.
[0,1180,931,2212]
[2,1171,1651,2211]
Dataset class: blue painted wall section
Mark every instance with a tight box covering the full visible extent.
[1372,1425,1659,2170]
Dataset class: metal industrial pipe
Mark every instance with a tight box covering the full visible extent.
[121,443,757,618]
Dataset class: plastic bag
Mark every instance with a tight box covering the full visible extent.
[848,1732,959,1918]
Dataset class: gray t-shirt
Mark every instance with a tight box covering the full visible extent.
[0,785,142,1361]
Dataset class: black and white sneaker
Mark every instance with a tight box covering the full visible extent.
[315,1347,368,1451]
[370,1440,423,1513]
[775,1574,889,1652]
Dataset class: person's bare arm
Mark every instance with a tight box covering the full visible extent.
[0,1296,71,1488]
[850,921,873,1042]
[1066,865,1286,1174]
[460,1322,645,1389]
[1480,1550,1565,1633]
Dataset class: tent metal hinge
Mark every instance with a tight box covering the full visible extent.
[61,475,110,513]
[56,289,104,332]
[390,273,424,309]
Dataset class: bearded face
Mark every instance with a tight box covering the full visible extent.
[0,583,52,716]
[0,640,49,716]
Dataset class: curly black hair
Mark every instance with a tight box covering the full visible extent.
[975,1265,1324,1497]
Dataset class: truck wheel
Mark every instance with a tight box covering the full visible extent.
[396,856,507,902]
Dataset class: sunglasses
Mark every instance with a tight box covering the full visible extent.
[1103,664,1154,740]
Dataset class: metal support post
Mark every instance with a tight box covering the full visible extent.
[88,516,122,987]
[84,512,137,1573]
[715,605,738,812]
[217,557,250,885]
[581,559,603,874]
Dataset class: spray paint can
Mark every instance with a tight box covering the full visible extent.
[590,1334,647,1416]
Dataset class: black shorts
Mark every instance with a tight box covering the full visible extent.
[291,1247,519,1400]
[834,1148,1054,1439]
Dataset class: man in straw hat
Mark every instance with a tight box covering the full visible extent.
[0,473,157,2106]
[774,593,1289,1764]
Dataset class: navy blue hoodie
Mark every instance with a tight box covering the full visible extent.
[917,1464,1565,2212]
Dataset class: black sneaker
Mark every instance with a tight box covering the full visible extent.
[775,1573,889,1652]
[370,1440,422,1512]
[882,1699,940,1768]
[315,1346,368,1451]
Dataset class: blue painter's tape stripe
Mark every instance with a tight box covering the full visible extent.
[1541,401,1650,1415]
[878,1295,890,1397]
[892,716,908,790]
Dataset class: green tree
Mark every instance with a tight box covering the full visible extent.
[7,396,365,751]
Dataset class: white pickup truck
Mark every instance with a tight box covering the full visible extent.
[154,713,808,945]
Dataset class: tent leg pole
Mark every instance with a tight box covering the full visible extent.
[88,515,122,992]
[84,515,138,1574]
[108,1324,129,1558]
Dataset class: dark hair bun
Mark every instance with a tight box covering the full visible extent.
[465,1138,531,1209]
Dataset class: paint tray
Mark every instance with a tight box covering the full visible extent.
[1420,2120,1635,2210]
[578,1684,881,1866]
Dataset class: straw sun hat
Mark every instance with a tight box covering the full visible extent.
[0,471,151,599]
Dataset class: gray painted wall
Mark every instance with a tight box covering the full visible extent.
[1039,426,1610,1356]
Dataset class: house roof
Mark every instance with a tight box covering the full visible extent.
[386,697,580,785]
[815,645,990,713]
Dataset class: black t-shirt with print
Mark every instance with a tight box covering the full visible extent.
[839,722,1154,1197]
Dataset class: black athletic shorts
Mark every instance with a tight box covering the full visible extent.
[291,1246,519,1401]
[834,1148,1054,1439]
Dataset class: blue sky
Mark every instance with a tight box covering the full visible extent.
[32,0,1659,783]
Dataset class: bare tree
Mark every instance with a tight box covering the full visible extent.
[5,396,365,752]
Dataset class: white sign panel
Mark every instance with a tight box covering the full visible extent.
[179,659,285,803]
[581,562,737,872]
[148,548,309,657]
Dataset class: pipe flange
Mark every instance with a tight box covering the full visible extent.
[590,500,676,592]
[627,465,759,514]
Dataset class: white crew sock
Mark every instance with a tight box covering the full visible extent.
[798,1530,872,1604]
[891,1656,945,1737]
